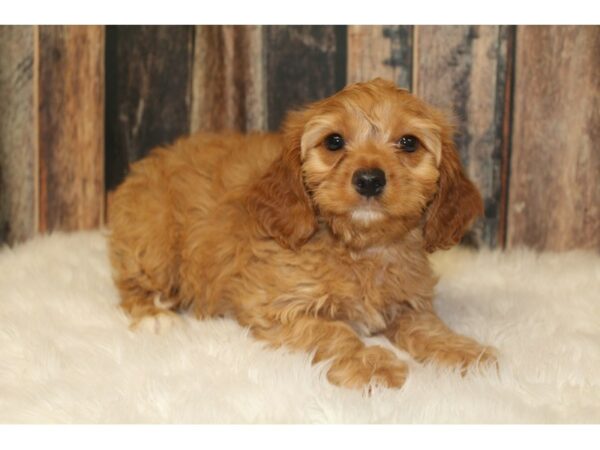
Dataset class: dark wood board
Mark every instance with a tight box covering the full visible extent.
[414,25,512,248]
[104,25,194,192]
[38,25,105,232]
[0,26,37,245]
[264,26,347,131]
[507,25,600,251]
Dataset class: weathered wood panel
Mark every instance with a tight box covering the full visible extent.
[347,25,413,89]
[264,26,347,131]
[38,26,105,232]
[0,26,37,245]
[191,25,265,133]
[414,25,512,248]
[105,26,194,192]
[507,26,600,251]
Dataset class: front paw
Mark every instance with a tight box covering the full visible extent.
[327,346,408,389]
[430,343,498,374]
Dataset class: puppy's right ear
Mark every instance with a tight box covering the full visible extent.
[246,111,317,250]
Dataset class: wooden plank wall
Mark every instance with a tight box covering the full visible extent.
[0,25,598,252]
[347,25,413,89]
[508,25,600,251]
[105,26,194,192]
[191,25,265,133]
[0,26,36,244]
[264,26,347,131]
[38,26,105,232]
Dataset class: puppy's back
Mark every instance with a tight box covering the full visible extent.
[108,131,283,318]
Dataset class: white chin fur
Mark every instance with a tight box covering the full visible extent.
[350,208,385,225]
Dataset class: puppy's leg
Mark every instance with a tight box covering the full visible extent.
[253,317,408,389]
[115,280,181,333]
[108,160,184,333]
[110,230,180,333]
[111,243,182,332]
[385,307,497,373]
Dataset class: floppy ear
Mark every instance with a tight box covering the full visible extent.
[423,136,483,253]
[246,111,317,250]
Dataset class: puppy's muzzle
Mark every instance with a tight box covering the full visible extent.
[352,168,386,198]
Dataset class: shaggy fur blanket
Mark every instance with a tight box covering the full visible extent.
[0,231,598,423]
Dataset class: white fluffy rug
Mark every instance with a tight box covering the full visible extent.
[0,231,599,423]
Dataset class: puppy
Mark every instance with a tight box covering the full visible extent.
[108,78,496,389]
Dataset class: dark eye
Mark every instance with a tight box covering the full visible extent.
[324,133,345,151]
[398,135,419,152]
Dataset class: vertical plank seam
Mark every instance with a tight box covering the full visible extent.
[99,25,106,227]
[498,25,517,249]
[104,25,117,224]
[187,25,196,134]
[407,25,414,91]
[262,25,275,130]
[257,25,267,132]
[335,25,348,91]
[189,25,196,135]
[261,26,269,130]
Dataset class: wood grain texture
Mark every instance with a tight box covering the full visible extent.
[347,25,413,89]
[264,26,347,131]
[191,25,265,133]
[414,25,511,248]
[0,26,37,244]
[507,26,600,251]
[38,26,105,232]
[105,26,194,191]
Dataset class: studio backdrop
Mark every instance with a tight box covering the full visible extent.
[0,25,598,250]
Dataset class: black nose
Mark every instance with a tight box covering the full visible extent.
[352,168,386,197]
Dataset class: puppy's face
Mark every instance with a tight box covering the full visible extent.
[298,81,443,240]
[248,79,482,252]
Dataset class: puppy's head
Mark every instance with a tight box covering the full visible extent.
[248,78,482,251]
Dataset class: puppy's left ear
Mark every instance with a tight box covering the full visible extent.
[246,111,317,250]
[423,135,483,253]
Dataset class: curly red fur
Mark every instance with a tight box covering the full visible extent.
[423,135,484,252]
[246,132,317,250]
